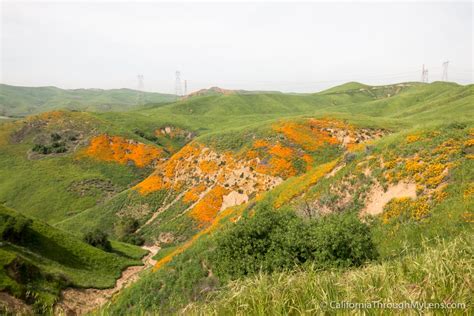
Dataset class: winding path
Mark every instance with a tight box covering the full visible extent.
[54,245,159,315]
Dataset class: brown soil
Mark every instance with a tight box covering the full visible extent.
[54,246,159,316]
[361,181,417,216]
[0,292,33,315]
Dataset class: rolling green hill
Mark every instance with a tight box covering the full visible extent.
[0,81,472,314]
[0,205,146,312]
[0,84,175,117]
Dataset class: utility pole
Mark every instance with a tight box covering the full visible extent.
[442,61,449,81]
[175,71,182,100]
[137,74,144,105]
[421,65,429,83]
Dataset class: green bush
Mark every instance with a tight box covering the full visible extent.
[211,203,378,279]
[0,214,32,243]
[114,217,144,245]
[32,142,67,154]
[83,229,112,252]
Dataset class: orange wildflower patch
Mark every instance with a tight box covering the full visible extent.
[163,144,202,178]
[199,160,218,174]
[34,110,67,122]
[406,134,421,143]
[189,186,229,224]
[183,184,207,204]
[464,185,474,200]
[461,213,474,223]
[382,197,430,224]
[246,150,259,159]
[465,139,474,147]
[273,120,340,151]
[269,157,296,178]
[253,139,270,148]
[84,134,162,167]
[269,143,294,158]
[133,175,169,195]
[347,142,365,153]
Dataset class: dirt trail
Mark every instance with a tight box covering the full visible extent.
[54,245,159,316]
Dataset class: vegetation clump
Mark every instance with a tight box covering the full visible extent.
[83,229,112,252]
[0,212,32,243]
[114,218,144,245]
[211,203,378,279]
[32,132,68,154]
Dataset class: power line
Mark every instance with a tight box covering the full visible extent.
[442,61,449,81]
[137,74,144,105]
[175,71,182,99]
[421,64,429,83]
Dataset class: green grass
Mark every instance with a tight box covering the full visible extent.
[0,205,146,311]
[186,232,473,315]
[0,81,473,314]
[99,115,473,315]
[0,83,175,116]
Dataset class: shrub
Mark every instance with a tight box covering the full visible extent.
[121,234,145,246]
[32,144,51,154]
[211,203,378,279]
[114,218,144,245]
[83,229,112,251]
[32,142,67,154]
[344,152,356,163]
[50,132,62,141]
[0,214,32,243]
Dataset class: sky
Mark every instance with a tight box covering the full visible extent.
[1,0,472,94]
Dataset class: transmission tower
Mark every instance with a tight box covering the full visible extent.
[175,71,182,99]
[137,74,144,105]
[184,80,188,96]
[421,65,429,83]
[442,61,449,81]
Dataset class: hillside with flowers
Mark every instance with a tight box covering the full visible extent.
[0,81,473,314]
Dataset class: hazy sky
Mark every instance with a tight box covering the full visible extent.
[1,1,472,93]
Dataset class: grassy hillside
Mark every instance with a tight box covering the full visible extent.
[188,232,473,315]
[98,118,473,315]
[0,111,160,224]
[0,84,175,116]
[98,82,471,139]
[0,205,146,312]
[0,81,472,314]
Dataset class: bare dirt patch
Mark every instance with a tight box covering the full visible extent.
[361,181,417,216]
[0,292,33,315]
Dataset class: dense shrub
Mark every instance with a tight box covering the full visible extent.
[83,229,112,251]
[211,203,378,279]
[50,132,62,141]
[114,218,144,245]
[32,142,67,154]
[134,129,159,143]
[0,214,32,243]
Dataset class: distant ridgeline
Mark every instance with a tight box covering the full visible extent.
[0,84,176,116]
